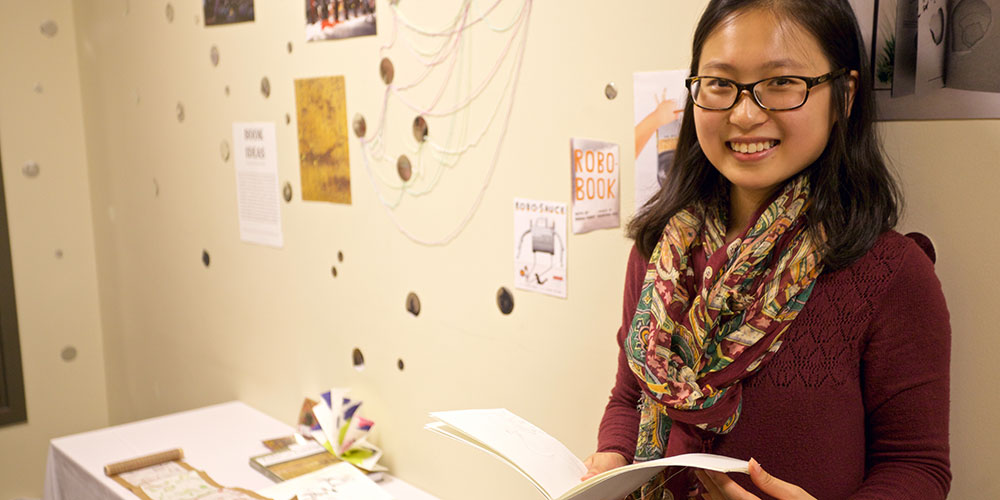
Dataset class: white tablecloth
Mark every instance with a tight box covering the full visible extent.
[42,401,438,500]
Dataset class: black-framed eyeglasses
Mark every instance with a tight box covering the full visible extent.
[685,68,848,111]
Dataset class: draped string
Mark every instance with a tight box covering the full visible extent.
[359,0,533,246]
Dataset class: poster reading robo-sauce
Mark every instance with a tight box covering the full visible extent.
[570,138,620,234]
[513,198,567,298]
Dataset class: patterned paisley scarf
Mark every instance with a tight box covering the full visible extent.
[625,175,825,499]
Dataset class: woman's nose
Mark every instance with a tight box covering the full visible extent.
[728,90,768,129]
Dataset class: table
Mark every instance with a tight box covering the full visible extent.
[43,401,439,500]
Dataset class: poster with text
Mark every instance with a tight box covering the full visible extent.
[570,138,620,234]
[233,122,283,247]
[852,0,1000,119]
[513,199,567,299]
[306,0,376,41]
[204,0,255,26]
[295,76,352,204]
[633,70,688,211]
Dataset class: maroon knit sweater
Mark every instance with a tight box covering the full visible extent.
[597,231,951,499]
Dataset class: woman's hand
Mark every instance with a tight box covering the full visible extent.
[695,458,816,500]
[581,452,629,481]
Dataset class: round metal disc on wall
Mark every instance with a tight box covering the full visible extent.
[282,182,292,202]
[405,292,421,316]
[61,346,77,362]
[22,161,40,178]
[352,348,365,371]
[604,82,618,100]
[379,57,395,85]
[396,155,412,182]
[210,45,220,66]
[352,114,366,138]
[166,3,175,22]
[412,116,428,143]
[260,77,271,98]
[496,287,514,315]
[40,20,59,37]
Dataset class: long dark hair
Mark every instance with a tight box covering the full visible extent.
[628,0,900,271]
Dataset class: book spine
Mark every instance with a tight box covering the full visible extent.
[248,457,283,483]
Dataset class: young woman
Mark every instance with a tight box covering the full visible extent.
[583,1,951,499]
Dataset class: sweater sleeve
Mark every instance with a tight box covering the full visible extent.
[596,245,645,462]
[849,241,952,499]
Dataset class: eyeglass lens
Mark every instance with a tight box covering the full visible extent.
[691,77,808,110]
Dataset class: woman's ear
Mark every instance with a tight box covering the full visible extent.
[846,69,859,118]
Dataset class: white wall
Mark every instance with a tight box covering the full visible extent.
[0,0,996,498]
[0,0,109,498]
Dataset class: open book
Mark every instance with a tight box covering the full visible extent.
[425,409,748,500]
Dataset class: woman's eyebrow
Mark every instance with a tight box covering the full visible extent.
[699,58,806,73]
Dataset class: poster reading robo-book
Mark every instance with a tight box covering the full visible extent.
[570,138,620,234]
[513,199,567,298]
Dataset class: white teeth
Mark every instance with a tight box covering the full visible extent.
[729,140,776,154]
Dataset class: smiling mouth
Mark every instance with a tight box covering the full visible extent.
[727,140,779,154]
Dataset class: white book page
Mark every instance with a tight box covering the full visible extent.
[424,422,549,498]
[430,409,587,499]
[559,453,749,500]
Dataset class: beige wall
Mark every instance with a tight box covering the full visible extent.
[883,120,1000,497]
[0,0,109,498]
[0,0,996,498]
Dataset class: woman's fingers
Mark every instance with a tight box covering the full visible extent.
[697,460,815,500]
[747,458,813,499]
[580,452,628,481]
[695,469,727,499]
[701,469,762,500]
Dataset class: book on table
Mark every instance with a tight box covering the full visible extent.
[425,408,749,500]
[249,439,341,482]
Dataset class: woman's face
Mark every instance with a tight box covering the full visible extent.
[694,10,849,203]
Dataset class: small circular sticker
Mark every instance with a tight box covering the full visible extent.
[496,287,514,315]
[406,292,421,316]
[352,348,365,371]
[353,114,367,138]
[380,57,395,85]
[412,116,428,143]
[396,155,412,182]
[604,82,618,100]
